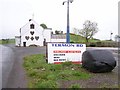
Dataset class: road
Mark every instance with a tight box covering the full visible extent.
[0,45,14,89]
[1,44,119,88]
[1,44,46,88]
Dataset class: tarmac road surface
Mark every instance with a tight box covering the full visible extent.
[0,45,14,88]
[2,44,46,88]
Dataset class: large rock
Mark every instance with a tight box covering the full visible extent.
[82,50,116,73]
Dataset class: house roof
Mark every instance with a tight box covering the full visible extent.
[51,34,66,39]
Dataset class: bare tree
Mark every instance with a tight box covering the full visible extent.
[73,28,79,35]
[79,20,98,42]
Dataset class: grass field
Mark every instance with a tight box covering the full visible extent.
[0,39,15,44]
[23,54,92,88]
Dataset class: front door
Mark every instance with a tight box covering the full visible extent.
[23,42,26,47]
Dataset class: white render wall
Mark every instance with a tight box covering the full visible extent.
[43,29,52,42]
[21,32,44,46]
[20,19,44,46]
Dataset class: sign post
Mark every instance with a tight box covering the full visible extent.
[47,43,86,64]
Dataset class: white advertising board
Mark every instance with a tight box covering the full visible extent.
[47,43,86,64]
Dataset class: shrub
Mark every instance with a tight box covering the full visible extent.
[89,43,96,47]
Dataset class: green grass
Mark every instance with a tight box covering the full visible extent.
[0,39,15,44]
[70,34,116,43]
[70,34,85,43]
[70,34,118,47]
[70,34,100,43]
[23,54,92,88]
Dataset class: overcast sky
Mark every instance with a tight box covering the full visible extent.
[0,0,119,40]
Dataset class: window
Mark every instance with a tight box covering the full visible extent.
[30,24,35,29]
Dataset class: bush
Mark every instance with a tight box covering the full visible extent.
[89,43,96,47]
[70,41,75,43]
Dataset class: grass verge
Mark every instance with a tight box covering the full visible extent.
[23,54,92,88]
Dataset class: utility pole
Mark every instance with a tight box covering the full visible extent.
[63,0,73,43]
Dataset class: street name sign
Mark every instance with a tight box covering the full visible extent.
[47,43,86,64]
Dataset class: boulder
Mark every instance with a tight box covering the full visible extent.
[82,50,116,73]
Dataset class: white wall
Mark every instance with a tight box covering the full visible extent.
[20,19,44,46]
[21,32,44,46]
[43,29,52,42]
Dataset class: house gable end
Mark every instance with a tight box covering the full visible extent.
[20,19,43,36]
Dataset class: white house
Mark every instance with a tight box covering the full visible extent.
[15,19,66,47]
